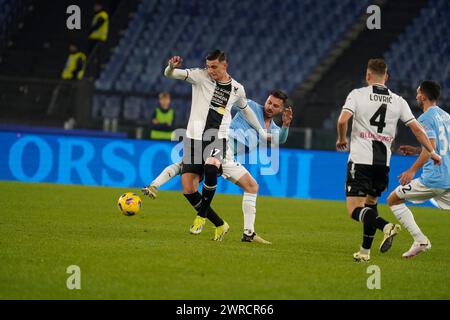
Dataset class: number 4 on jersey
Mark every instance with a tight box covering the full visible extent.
[370,104,387,133]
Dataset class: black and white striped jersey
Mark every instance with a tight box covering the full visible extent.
[182,68,247,140]
[342,84,416,166]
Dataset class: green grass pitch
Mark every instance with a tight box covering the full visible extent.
[1,181,449,299]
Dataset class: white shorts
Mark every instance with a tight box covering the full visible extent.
[395,178,450,210]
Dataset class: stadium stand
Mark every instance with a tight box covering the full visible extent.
[0,0,32,54]
[1,0,447,148]
[385,0,450,101]
[94,0,371,129]
[0,0,136,127]
[315,0,449,149]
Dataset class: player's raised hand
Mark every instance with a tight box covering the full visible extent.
[168,56,183,69]
[398,145,421,156]
[430,151,442,165]
[336,139,348,151]
[282,106,293,127]
[398,169,415,186]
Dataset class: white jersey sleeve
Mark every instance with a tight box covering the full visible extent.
[399,98,416,126]
[164,67,207,85]
[342,89,358,114]
[235,85,248,109]
[185,68,207,85]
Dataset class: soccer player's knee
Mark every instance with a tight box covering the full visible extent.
[204,163,219,177]
[347,206,357,218]
[205,157,220,168]
[347,210,354,219]
[249,181,259,194]
[182,184,197,194]
[387,192,401,206]
[365,197,377,206]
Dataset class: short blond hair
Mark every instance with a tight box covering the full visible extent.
[367,59,388,76]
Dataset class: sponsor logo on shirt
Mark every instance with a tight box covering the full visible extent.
[359,132,394,142]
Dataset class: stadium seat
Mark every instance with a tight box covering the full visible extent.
[384,0,450,100]
[95,0,371,125]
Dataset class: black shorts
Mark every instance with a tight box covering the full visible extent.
[181,138,226,176]
[345,162,390,197]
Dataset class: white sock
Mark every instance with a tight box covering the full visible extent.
[360,247,370,255]
[151,162,182,189]
[243,193,257,236]
[390,203,427,243]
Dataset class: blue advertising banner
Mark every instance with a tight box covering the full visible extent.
[0,131,419,203]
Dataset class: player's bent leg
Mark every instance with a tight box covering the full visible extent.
[182,173,200,194]
[347,196,374,260]
[388,184,430,257]
[197,157,228,240]
[234,173,271,244]
[387,190,404,207]
[197,157,221,219]
[347,196,400,255]
[184,192,225,230]
[236,174,258,237]
[181,173,207,234]
[361,195,378,257]
[346,196,367,219]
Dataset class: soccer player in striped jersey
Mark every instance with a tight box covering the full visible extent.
[157,50,269,241]
[388,80,450,258]
[336,59,441,262]
[142,90,293,243]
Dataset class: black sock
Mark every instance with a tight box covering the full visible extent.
[374,215,389,231]
[198,164,218,218]
[365,203,378,214]
[352,206,389,231]
[351,207,364,222]
[365,203,389,231]
[362,204,377,250]
[183,192,223,227]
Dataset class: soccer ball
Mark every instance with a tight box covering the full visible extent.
[117,192,142,216]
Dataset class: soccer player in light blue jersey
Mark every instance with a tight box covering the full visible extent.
[229,95,290,156]
[388,80,450,258]
[142,90,293,243]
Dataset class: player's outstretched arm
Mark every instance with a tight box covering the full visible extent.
[408,120,441,165]
[242,106,271,141]
[398,140,436,185]
[336,110,352,151]
[164,56,189,80]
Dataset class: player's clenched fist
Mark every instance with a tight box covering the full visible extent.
[336,139,348,151]
[398,145,421,156]
[168,56,183,69]
[282,106,293,127]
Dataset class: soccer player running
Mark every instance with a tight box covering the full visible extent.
[143,90,293,243]
[387,80,450,258]
[336,59,441,262]
[161,50,269,241]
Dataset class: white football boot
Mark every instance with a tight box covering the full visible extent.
[402,240,431,259]
[353,248,371,262]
